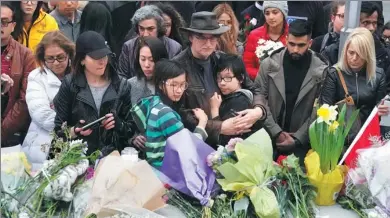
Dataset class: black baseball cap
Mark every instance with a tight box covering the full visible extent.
[76,31,112,60]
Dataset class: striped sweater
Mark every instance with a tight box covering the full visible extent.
[131,96,184,167]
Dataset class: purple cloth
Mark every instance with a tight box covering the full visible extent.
[159,129,216,206]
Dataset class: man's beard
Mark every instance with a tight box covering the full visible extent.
[289,50,308,61]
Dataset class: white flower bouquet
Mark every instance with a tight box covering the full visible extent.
[0,123,100,218]
[255,39,284,61]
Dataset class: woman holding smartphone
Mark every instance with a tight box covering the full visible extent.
[53,31,135,156]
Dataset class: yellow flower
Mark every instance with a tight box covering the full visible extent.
[1,152,31,175]
[317,104,338,124]
[329,121,339,132]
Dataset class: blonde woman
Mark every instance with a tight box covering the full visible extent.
[212,3,243,55]
[319,27,386,124]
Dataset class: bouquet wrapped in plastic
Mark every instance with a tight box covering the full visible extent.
[208,129,280,218]
[158,128,217,210]
[85,151,167,217]
[1,145,32,215]
[307,104,359,205]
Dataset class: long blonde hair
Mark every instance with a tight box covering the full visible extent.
[213,3,239,54]
[337,27,376,85]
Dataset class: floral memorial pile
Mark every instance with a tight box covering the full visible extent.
[2,105,390,218]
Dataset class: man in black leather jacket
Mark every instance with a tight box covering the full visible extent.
[173,12,266,147]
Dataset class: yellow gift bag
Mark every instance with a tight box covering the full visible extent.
[304,150,348,206]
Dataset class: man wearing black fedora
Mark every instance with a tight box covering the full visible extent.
[173,11,266,147]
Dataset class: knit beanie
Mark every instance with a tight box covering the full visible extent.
[263,1,288,19]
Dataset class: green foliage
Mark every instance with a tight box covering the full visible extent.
[1,123,99,217]
[276,155,317,218]
[309,104,360,174]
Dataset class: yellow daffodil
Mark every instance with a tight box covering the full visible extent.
[329,121,339,132]
[317,104,338,124]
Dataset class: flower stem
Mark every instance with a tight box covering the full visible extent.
[1,189,38,216]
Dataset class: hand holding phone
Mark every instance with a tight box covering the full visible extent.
[101,113,117,130]
[72,120,93,138]
[81,116,108,131]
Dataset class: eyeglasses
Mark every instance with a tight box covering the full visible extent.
[335,13,344,19]
[361,20,377,27]
[165,81,189,91]
[383,36,390,42]
[44,55,67,63]
[22,1,38,5]
[216,76,235,83]
[194,34,218,43]
[1,19,14,27]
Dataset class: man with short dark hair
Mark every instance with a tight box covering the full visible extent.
[50,0,82,42]
[117,5,182,79]
[1,1,35,147]
[173,11,266,147]
[255,19,328,164]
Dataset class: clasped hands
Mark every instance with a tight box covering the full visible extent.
[220,107,264,135]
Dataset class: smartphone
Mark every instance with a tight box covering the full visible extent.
[81,116,108,131]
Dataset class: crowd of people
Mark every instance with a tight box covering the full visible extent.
[2,1,390,170]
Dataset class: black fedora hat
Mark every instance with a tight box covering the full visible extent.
[180,11,230,35]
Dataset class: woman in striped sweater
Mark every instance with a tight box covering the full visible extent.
[131,59,208,168]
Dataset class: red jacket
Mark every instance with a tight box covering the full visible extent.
[243,24,289,80]
[1,37,35,142]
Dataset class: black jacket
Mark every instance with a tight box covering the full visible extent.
[322,34,390,91]
[319,66,387,124]
[240,4,265,29]
[312,32,339,54]
[216,89,263,146]
[172,48,264,145]
[287,2,327,39]
[53,71,135,155]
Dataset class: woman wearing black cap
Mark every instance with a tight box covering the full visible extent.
[53,31,135,156]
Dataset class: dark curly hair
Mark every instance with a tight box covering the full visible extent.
[11,1,43,44]
[131,5,166,38]
[151,2,187,45]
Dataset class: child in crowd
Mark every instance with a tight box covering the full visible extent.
[131,59,208,168]
[210,54,263,145]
